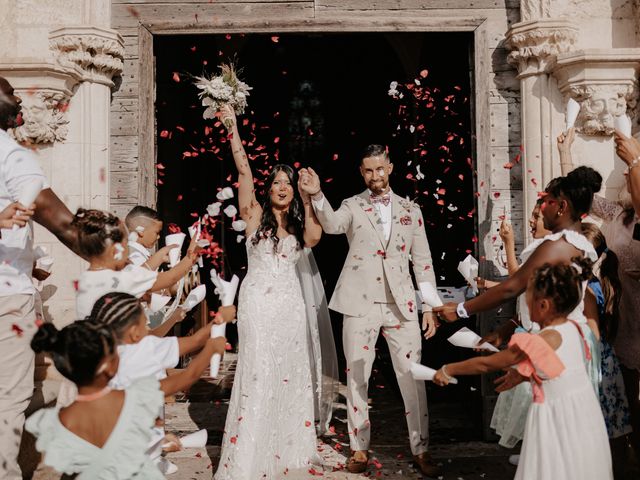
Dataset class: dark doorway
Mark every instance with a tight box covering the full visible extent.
[155,32,480,423]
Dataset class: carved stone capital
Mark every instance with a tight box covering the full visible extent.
[553,49,640,135]
[49,26,124,88]
[506,19,579,77]
[0,62,82,144]
[13,91,70,144]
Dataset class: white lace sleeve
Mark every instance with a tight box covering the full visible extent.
[591,195,623,222]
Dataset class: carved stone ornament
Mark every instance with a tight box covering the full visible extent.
[553,49,640,135]
[0,63,82,144]
[49,26,125,88]
[506,19,579,77]
[12,91,70,144]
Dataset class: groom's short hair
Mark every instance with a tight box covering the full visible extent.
[361,144,389,164]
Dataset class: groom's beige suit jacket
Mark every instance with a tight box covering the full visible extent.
[314,190,437,321]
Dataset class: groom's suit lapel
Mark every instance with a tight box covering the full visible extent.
[356,191,386,249]
[387,194,412,252]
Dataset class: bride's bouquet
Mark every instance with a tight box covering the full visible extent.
[194,63,252,126]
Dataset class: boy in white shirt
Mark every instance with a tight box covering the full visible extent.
[125,206,169,270]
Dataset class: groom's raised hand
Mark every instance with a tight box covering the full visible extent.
[298,167,322,197]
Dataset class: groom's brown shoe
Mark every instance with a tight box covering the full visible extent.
[346,451,368,474]
[413,452,441,478]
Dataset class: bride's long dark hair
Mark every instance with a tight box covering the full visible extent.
[252,164,305,250]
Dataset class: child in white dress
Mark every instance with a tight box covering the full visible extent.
[89,291,235,474]
[70,208,200,319]
[434,260,612,480]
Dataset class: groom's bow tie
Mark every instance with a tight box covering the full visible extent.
[370,193,391,206]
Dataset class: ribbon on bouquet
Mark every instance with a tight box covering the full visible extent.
[209,270,239,377]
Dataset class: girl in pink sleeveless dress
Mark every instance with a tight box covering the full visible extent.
[433,260,612,480]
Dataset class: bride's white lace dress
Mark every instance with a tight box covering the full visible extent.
[214,234,318,479]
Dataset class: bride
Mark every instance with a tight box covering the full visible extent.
[214,105,336,479]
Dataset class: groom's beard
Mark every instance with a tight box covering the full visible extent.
[367,179,389,195]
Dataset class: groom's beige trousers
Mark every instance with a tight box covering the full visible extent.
[343,302,428,456]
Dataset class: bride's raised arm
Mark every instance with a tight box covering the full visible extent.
[220,104,262,234]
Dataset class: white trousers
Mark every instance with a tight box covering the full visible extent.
[0,294,36,480]
[343,303,429,455]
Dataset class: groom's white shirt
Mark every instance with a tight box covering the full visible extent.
[312,190,443,316]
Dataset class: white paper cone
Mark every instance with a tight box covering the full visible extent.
[165,232,186,250]
[419,282,443,308]
[210,323,227,378]
[448,327,499,352]
[210,270,239,306]
[409,362,458,384]
[168,248,181,268]
[12,178,43,230]
[182,284,206,312]
[457,255,479,295]
[179,429,208,449]
[149,293,171,313]
[614,114,632,138]
[566,97,581,130]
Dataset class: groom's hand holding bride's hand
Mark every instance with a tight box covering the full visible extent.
[422,311,438,339]
[298,167,322,198]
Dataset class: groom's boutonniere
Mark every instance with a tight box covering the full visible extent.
[400,215,412,226]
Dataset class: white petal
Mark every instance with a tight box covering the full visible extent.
[231,219,247,231]
[206,202,221,216]
[223,205,238,217]
[216,187,235,201]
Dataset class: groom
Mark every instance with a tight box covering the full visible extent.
[300,145,442,476]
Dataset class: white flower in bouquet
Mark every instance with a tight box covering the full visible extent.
[194,63,252,126]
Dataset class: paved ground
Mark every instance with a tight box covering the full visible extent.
[27,353,636,479]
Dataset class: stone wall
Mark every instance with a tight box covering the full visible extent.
[0,0,123,325]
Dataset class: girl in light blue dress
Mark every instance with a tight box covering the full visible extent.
[581,223,632,439]
[25,321,166,479]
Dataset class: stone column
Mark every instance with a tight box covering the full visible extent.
[506,18,578,242]
[0,27,124,326]
[552,49,640,198]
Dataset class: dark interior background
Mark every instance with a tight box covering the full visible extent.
[155,32,482,413]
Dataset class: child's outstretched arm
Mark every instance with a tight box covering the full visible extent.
[177,320,217,356]
[150,308,187,338]
[143,245,176,271]
[433,345,526,386]
[149,236,202,292]
[160,336,226,396]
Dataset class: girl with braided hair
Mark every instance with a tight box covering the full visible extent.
[71,208,202,319]
[434,260,612,480]
[25,321,164,479]
[89,292,234,475]
[25,318,226,479]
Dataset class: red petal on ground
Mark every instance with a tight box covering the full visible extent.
[160,130,169,138]
[419,69,429,78]
[172,72,180,82]
[271,36,280,43]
